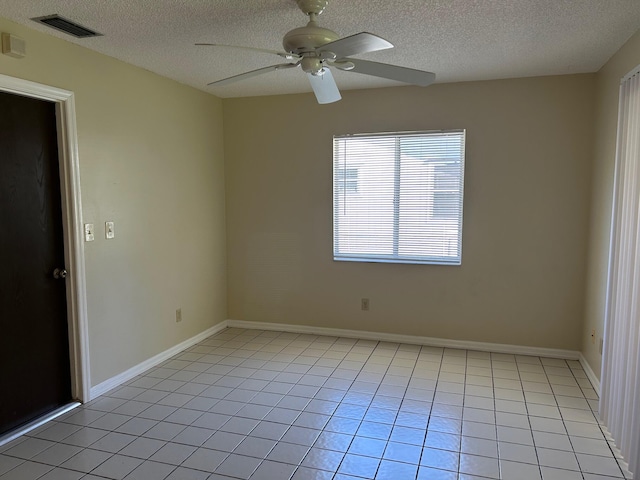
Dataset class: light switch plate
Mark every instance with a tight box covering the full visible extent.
[105,221,115,239]
[84,223,94,242]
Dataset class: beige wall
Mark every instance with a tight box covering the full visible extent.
[4,9,628,387]
[582,29,640,379]
[224,74,595,350]
[0,18,227,386]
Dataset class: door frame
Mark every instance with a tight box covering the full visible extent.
[0,73,90,403]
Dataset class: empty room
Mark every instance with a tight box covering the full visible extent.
[1,1,640,479]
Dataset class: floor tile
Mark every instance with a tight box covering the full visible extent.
[3,437,55,459]
[122,460,175,480]
[540,466,583,480]
[1,328,621,480]
[536,447,579,470]
[0,455,23,476]
[570,436,613,456]
[60,448,112,473]
[280,426,321,446]
[420,447,459,471]
[0,460,52,480]
[88,432,136,453]
[181,447,228,471]
[337,453,380,477]
[532,431,573,451]
[203,431,245,452]
[459,453,500,478]
[38,467,85,480]
[347,436,386,458]
[576,453,624,477]
[31,422,82,442]
[356,421,392,440]
[265,442,310,465]
[142,421,186,442]
[90,454,143,479]
[382,441,422,464]
[376,459,418,479]
[461,436,498,458]
[117,437,164,459]
[389,425,426,445]
[215,453,261,479]
[248,421,290,441]
[249,460,296,479]
[300,447,344,471]
[149,442,197,465]
[499,441,538,464]
[417,465,458,480]
[313,431,353,452]
[31,443,83,466]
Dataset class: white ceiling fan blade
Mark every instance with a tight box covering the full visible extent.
[318,32,393,59]
[341,58,436,87]
[196,43,299,60]
[208,63,299,86]
[307,69,341,104]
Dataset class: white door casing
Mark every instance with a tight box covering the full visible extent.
[0,73,90,403]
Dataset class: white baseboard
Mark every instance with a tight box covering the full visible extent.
[89,321,229,400]
[89,319,587,402]
[579,352,601,396]
[226,319,581,360]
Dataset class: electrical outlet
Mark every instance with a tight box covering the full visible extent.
[361,298,369,311]
[591,329,596,344]
[176,308,182,323]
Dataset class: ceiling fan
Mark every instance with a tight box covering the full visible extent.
[197,0,436,104]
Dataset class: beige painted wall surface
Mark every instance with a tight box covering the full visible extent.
[582,29,640,379]
[0,17,227,386]
[224,75,594,350]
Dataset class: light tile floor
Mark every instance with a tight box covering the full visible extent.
[0,328,633,480]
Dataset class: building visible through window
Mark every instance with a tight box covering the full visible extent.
[335,167,359,194]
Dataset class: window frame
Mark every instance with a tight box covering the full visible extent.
[332,129,466,266]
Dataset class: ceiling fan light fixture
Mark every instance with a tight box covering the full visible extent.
[301,56,323,74]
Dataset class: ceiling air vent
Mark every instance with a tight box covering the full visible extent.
[31,15,102,38]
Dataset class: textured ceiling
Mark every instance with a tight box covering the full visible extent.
[1,0,640,99]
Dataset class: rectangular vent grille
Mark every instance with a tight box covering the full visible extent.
[32,15,102,38]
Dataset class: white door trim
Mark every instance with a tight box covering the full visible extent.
[0,74,90,402]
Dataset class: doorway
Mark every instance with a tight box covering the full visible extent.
[0,74,90,438]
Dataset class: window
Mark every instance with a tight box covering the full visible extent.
[333,130,466,265]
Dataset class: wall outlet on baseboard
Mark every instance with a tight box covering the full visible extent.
[361,298,369,311]
[176,308,182,323]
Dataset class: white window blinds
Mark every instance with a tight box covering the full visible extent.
[333,130,466,265]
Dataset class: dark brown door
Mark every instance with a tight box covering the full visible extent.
[0,91,72,436]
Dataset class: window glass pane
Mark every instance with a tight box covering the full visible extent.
[334,137,395,255]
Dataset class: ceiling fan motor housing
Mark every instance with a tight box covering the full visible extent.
[283,22,339,55]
